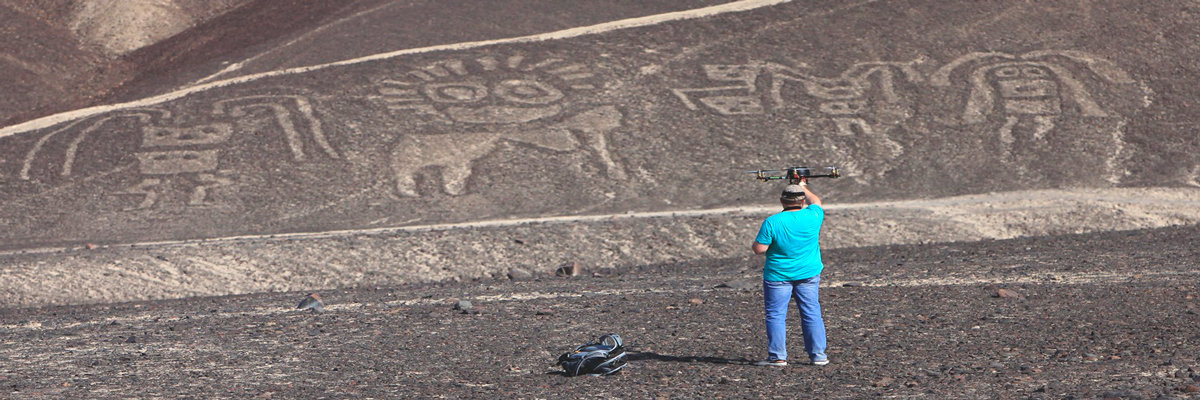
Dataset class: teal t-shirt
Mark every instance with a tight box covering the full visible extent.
[755,204,824,281]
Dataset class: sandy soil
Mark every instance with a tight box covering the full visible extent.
[1,186,1196,308]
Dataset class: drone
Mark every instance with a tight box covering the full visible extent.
[745,166,840,185]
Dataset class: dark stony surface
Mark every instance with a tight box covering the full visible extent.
[2,224,1197,399]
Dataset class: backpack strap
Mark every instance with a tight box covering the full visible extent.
[599,334,622,350]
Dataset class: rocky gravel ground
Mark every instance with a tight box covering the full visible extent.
[2,224,1198,399]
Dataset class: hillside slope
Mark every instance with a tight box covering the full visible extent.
[2,0,1197,246]
[0,0,1198,308]
[0,1,120,126]
[0,0,250,125]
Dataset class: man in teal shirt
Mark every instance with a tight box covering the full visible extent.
[751,180,828,366]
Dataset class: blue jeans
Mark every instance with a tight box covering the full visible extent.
[763,276,827,362]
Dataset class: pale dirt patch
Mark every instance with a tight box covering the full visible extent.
[0,187,1197,308]
[68,0,245,55]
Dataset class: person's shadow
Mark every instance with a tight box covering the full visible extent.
[546,351,754,376]
[625,351,753,365]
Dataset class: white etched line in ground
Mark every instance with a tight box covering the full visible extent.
[192,0,402,85]
[3,187,1197,257]
[3,269,1196,333]
[824,270,1200,288]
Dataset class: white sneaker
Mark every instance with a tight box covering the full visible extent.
[810,359,829,366]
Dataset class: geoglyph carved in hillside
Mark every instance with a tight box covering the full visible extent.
[391,106,623,196]
[20,109,168,181]
[931,51,1134,123]
[19,95,340,209]
[931,50,1139,182]
[672,60,923,181]
[375,54,626,197]
[672,51,1145,184]
[212,95,341,161]
[374,54,598,124]
[124,122,237,209]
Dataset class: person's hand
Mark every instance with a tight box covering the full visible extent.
[799,177,808,186]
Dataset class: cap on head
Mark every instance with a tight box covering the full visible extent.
[780,184,806,202]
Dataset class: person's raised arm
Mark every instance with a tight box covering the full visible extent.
[801,180,822,206]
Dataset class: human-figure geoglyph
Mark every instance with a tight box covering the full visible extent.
[19,95,339,209]
[671,51,1146,185]
[931,50,1141,183]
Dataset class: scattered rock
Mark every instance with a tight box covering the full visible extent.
[842,282,864,287]
[508,268,533,281]
[453,300,472,312]
[1182,384,1200,393]
[994,288,1022,299]
[688,298,703,305]
[297,293,324,313]
[85,243,97,250]
[592,266,619,277]
[555,261,583,277]
[535,309,553,316]
[872,377,894,387]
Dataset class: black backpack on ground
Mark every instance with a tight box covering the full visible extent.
[556,334,627,376]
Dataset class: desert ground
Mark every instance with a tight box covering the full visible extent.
[1,0,1198,398]
[1,224,1198,399]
